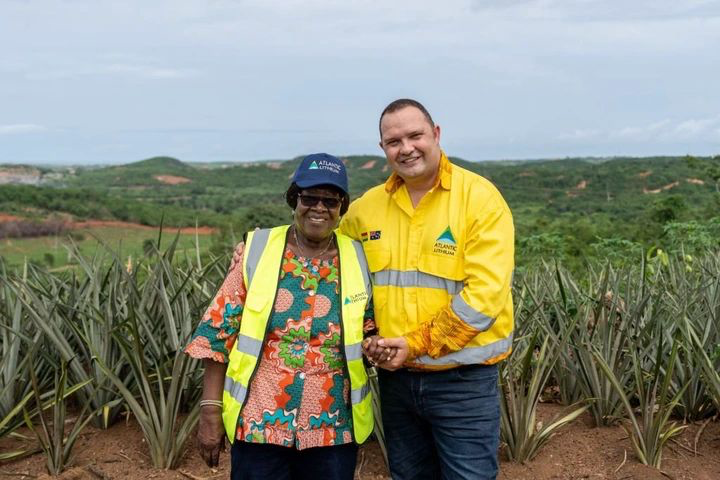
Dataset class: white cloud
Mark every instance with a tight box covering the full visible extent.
[558,115,720,144]
[23,62,197,81]
[469,0,720,21]
[0,124,47,135]
[673,115,720,138]
[615,120,672,141]
[557,128,602,140]
[103,63,196,79]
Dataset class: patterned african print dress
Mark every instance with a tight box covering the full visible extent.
[185,243,375,449]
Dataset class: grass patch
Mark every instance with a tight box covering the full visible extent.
[0,226,212,268]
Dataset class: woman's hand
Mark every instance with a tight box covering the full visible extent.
[198,404,225,468]
[375,337,409,371]
[197,359,229,468]
[362,335,397,365]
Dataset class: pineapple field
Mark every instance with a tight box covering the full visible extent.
[1,236,719,479]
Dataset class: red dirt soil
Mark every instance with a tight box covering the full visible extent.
[2,404,718,480]
[71,220,216,235]
[0,213,217,235]
[154,175,191,185]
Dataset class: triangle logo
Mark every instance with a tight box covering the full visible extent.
[308,161,320,170]
[344,297,351,305]
[436,227,456,246]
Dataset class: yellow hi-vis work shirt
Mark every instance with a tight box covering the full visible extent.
[340,152,514,370]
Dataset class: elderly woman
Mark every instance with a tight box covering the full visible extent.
[185,153,377,480]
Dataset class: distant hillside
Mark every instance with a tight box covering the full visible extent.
[66,156,199,187]
[131,156,189,170]
[0,164,64,186]
[13,153,720,214]
[2,154,719,267]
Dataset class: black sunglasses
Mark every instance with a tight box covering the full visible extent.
[298,193,342,209]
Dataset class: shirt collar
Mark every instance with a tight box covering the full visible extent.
[384,150,452,194]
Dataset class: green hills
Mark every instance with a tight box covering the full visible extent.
[1,154,719,268]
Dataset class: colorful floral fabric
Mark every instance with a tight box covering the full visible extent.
[185,243,375,449]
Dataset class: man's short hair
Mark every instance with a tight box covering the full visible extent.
[379,98,435,137]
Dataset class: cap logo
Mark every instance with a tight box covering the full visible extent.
[314,159,342,174]
[294,153,348,194]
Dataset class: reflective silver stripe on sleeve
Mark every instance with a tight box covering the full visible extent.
[413,335,513,366]
[373,270,463,294]
[234,334,264,357]
[224,376,248,404]
[351,383,370,405]
[345,342,363,362]
[245,228,271,288]
[451,295,496,332]
[351,240,373,302]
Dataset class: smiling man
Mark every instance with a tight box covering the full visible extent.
[340,99,515,480]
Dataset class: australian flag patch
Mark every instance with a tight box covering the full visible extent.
[361,230,382,242]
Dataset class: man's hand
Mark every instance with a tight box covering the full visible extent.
[362,335,397,365]
[197,405,225,468]
[376,337,409,370]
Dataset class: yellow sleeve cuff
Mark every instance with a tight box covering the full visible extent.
[404,323,430,360]
[403,306,480,360]
[426,307,479,359]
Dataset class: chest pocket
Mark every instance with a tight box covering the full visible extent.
[418,250,465,282]
[244,292,270,313]
[364,247,390,275]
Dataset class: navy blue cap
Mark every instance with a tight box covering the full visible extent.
[292,153,348,195]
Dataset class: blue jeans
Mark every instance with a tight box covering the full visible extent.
[378,364,500,480]
[230,441,358,480]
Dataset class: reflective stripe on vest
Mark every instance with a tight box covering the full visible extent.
[221,226,374,443]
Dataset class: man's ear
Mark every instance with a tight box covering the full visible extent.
[433,125,441,145]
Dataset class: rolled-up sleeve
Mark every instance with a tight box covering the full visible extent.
[184,243,248,363]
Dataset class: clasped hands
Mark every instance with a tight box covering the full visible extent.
[362,335,409,371]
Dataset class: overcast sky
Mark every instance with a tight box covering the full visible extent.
[1,0,719,165]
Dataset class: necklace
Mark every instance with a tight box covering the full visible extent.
[293,226,334,269]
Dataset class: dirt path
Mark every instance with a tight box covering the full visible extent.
[0,214,22,222]
[71,220,217,235]
[0,213,217,236]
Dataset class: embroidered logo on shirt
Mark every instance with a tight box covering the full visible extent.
[436,227,456,245]
[344,291,369,305]
[433,227,457,255]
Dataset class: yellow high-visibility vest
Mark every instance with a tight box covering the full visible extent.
[221,225,374,444]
